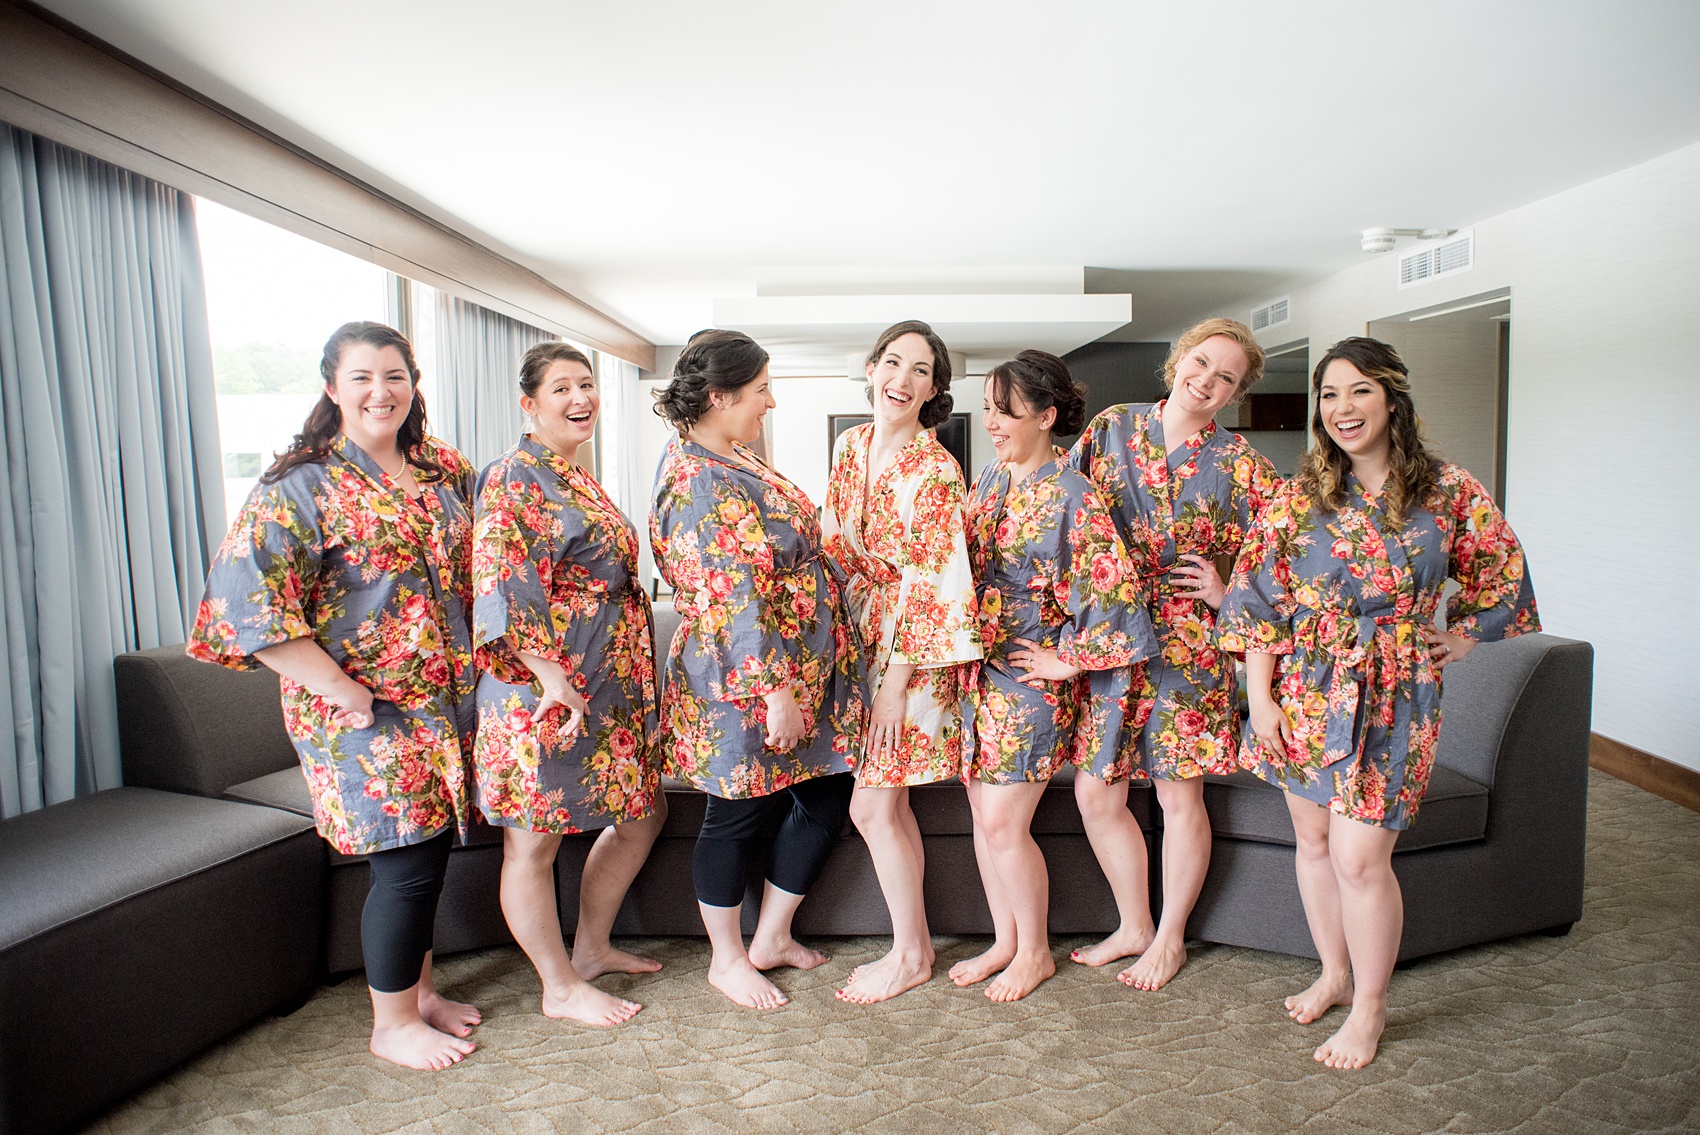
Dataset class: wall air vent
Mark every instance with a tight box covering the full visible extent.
[1398,230,1474,289]
[1250,296,1291,332]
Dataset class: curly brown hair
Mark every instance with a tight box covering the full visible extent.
[651,329,769,432]
[985,349,1087,437]
[262,321,446,484]
[1296,337,1443,526]
[863,320,954,429]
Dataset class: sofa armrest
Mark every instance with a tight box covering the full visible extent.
[1436,632,1592,789]
[115,645,298,798]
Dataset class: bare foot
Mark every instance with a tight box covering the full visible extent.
[708,956,789,1009]
[370,1020,475,1071]
[836,950,934,1004]
[747,936,830,971]
[1070,924,1156,968]
[1285,970,1354,1024]
[573,944,663,981]
[949,942,1015,987]
[418,988,481,1037]
[986,951,1056,1002]
[1116,938,1187,991]
[541,981,643,1027]
[1314,1004,1386,1068]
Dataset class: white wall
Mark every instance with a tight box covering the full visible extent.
[1371,310,1503,494]
[1155,141,1700,769]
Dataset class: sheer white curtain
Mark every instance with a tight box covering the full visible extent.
[429,293,555,469]
[0,123,224,816]
[595,351,653,586]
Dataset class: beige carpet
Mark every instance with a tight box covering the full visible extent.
[84,771,1698,1135]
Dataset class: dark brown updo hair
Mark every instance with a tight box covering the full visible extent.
[652,329,770,432]
[1297,336,1443,527]
[262,321,445,483]
[985,349,1087,437]
[519,341,593,397]
[863,320,954,429]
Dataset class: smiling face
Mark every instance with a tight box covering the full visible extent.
[1167,334,1250,418]
[1318,358,1393,463]
[708,363,776,446]
[983,381,1055,471]
[327,342,413,455]
[867,331,937,430]
[522,357,598,460]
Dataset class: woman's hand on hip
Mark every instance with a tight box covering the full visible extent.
[1171,553,1227,610]
[1423,627,1477,671]
[763,687,806,752]
[1009,638,1082,684]
[324,676,376,731]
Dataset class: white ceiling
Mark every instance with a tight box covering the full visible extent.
[36,0,1700,366]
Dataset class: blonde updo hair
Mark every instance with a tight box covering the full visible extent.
[1160,317,1266,401]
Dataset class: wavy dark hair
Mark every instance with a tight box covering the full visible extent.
[1296,336,1443,526]
[262,321,446,484]
[863,320,954,429]
[1160,316,1267,401]
[519,341,593,397]
[985,349,1087,437]
[652,329,769,432]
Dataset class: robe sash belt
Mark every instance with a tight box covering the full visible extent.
[1293,609,1430,774]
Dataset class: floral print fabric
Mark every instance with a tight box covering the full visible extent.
[1069,402,1281,781]
[471,436,662,833]
[189,435,475,855]
[1217,464,1540,829]
[650,436,866,798]
[962,450,1160,784]
[824,425,981,787]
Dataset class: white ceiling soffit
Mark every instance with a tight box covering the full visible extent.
[713,293,1133,376]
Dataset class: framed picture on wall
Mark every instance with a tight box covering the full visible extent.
[826,413,972,481]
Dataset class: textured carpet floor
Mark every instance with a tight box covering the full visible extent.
[84,771,1698,1134]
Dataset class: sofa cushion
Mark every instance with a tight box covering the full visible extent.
[0,787,315,952]
[115,645,297,798]
[1202,767,1490,852]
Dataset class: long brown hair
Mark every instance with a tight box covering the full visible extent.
[262,321,446,484]
[1296,337,1442,526]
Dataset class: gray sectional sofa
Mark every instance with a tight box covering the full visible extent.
[0,622,1592,1134]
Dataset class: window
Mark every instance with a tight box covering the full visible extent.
[195,198,388,525]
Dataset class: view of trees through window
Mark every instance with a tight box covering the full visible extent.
[195,198,388,523]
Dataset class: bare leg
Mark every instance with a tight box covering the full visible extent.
[976,781,1056,1002]
[950,777,1017,986]
[747,880,832,971]
[572,802,667,979]
[1282,794,1355,1025]
[701,900,788,1009]
[840,785,935,1003]
[499,827,641,1026]
[1314,813,1402,1069]
[415,952,480,1036]
[369,982,475,1070]
[1071,770,1156,967]
[1119,776,1207,991]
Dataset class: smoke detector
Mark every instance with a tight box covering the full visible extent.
[1362,227,1457,253]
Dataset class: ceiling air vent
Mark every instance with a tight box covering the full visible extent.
[1250,296,1290,331]
[1398,230,1474,289]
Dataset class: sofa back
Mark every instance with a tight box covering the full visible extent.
[1435,632,1592,788]
[115,646,296,797]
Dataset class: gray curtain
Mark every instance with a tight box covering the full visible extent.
[0,122,225,818]
[431,294,555,469]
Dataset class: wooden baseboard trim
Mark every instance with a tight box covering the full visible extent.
[1590,733,1700,813]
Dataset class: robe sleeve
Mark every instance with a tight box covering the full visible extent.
[889,451,980,668]
[187,477,324,671]
[1066,411,1113,486]
[653,461,798,702]
[1216,483,1302,656]
[471,462,572,676]
[1055,483,1159,671]
[1444,470,1541,641]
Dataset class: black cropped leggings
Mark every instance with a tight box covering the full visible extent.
[361,829,453,993]
[693,772,854,908]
